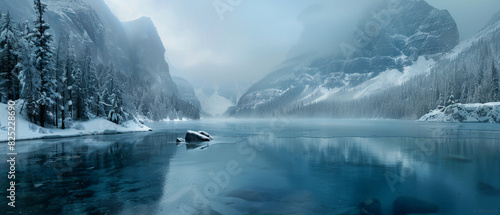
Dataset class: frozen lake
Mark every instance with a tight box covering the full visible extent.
[1,119,500,214]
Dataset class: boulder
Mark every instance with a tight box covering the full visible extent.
[185,130,211,142]
[393,196,438,215]
[176,138,185,143]
[198,131,213,140]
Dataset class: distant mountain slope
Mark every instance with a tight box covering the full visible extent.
[231,0,459,117]
[195,88,234,117]
[172,77,201,110]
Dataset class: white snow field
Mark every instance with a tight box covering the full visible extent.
[0,102,151,142]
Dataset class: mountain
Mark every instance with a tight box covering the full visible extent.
[270,8,500,119]
[172,76,201,110]
[195,88,234,117]
[0,0,198,119]
[231,0,459,117]
[122,17,177,94]
[193,82,249,117]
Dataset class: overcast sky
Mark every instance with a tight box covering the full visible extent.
[103,0,500,89]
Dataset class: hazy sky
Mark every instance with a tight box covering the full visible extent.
[427,0,500,40]
[103,0,500,88]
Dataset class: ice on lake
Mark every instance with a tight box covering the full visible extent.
[1,119,499,214]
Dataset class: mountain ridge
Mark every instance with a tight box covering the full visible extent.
[279,9,500,119]
[231,0,459,117]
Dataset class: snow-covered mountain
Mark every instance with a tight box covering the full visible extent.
[0,0,198,119]
[195,88,234,117]
[256,7,500,120]
[231,0,459,117]
[190,81,249,117]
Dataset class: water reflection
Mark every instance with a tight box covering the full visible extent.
[1,120,499,215]
[0,132,180,214]
[158,120,500,215]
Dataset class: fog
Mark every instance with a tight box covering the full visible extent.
[427,0,500,41]
[104,0,500,91]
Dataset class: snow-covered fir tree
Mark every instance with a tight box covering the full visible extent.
[0,11,21,102]
[95,63,108,118]
[17,21,40,122]
[105,64,125,124]
[54,31,76,129]
[79,46,99,117]
[72,63,85,120]
[31,0,56,127]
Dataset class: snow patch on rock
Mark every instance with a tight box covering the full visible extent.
[185,130,212,142]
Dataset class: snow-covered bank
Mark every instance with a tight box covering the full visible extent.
[0,103,151,142]
[419,103,500,123]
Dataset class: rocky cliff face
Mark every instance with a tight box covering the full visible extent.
[123,17,177,94]
[172,76,201,110]
[232,0,459,116]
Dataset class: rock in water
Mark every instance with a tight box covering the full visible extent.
[176,138,185,143]
[393,196,438,215]
[198,131,213,140]
[185,130,211,142]
[358,198,381,215]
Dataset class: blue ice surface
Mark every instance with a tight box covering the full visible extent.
[1,119,499,214]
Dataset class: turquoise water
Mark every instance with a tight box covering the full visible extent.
[1,119,500,214]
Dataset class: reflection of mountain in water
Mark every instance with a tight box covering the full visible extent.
[247,133,500,214]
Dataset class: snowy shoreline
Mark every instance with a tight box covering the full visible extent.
[0,103,152,142]
[419,102,500,123]
[0,129,151,143]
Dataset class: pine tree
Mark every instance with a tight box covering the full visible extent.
[95,63,108,117]
[105,64,124,124]
[17,21,40,122]
[68,46,99,120]
[32,0,55,127]
[108,96,124,124]
[54,32,74,128]
[65,44,77,121]
[80,47,98,117]
[73,65,85,120]
[53,33,65,127]
[0,11,21,102]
